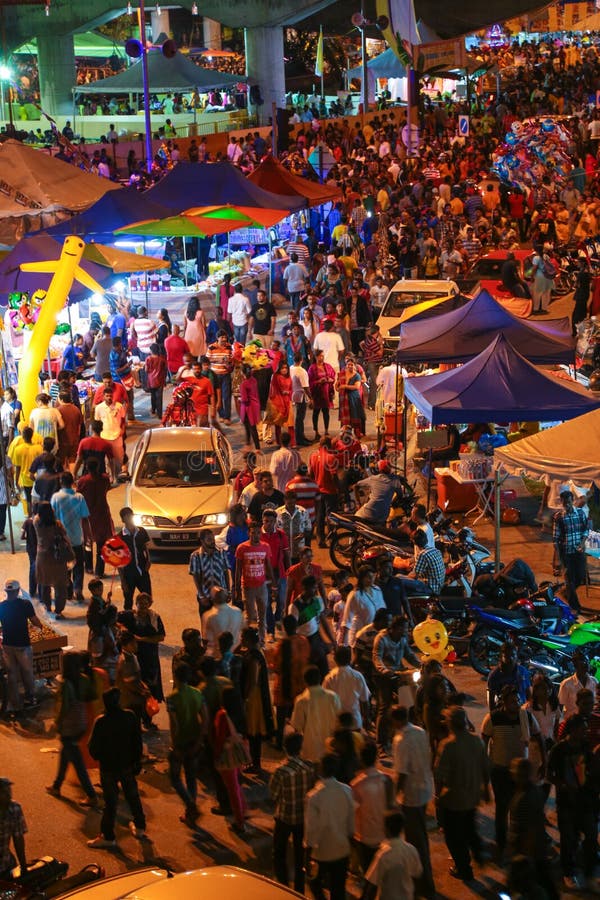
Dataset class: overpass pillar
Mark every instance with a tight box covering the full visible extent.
[203,18,222,51]
[37,33,76,117]
[244,26,285,126]
[151,8,171,41]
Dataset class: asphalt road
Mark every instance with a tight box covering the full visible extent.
[0,286,598,897]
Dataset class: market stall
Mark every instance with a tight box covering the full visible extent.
[29,619,68,680]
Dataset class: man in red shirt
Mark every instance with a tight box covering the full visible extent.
[56,391,83,469]
[74,419,114,477]
[182,361,215,426]
[92,373,128,414]
[309,436,340,547]
[285,545,327,606]
[164,324,190,376]
[234,520,274,647]
[285,463,320,529]
[261,509,290,641]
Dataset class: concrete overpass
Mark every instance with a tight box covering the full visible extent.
[1,0,337,122]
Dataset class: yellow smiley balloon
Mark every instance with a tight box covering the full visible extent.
[412,618,453,663]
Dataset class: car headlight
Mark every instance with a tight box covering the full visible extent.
[133,514,155,527]
[203,513,228,526]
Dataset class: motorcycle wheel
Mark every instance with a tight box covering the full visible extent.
[553,271,574,296]
[329,530,359,570]
[468,626,501,676]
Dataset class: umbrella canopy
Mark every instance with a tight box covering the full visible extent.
[146,161,305,213]
[0,234,166,303]
[403,334,600,425]
[396,289,575,365]
[43,186,171,241]
[75,48,246,94]
[494,408,600,486]
[116,204,286,238]
[248,156,342,206]
[15,32,126,59]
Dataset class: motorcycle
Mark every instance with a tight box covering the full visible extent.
[468,585,576,676]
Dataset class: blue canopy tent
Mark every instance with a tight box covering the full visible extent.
[403,334,599,425]
[395,290,575,365]
[41,187,171,242]
[146,161,305,213]
[349,48,407,102]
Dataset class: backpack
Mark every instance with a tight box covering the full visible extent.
[541,255,557,279]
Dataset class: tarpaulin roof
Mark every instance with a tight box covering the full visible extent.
[0,139,120,221]
[248,156,342,206]
[403,334,600,425]
[15,32,126,59]
[42,186,171,240]
[396,289,575,365]
[349,47,407,80]
[146,161,305,213]
[75,48,246,94]
[494,408,600,486]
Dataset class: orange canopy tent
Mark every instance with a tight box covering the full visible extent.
[248,156,342,207]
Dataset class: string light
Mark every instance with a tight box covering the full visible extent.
[156,2,161,12]
[127,1,132,13]
[191,1,198,13]
[45,1,50,14]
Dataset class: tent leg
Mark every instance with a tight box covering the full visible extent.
[403,403,407,477]
[183,238,188,288]
[268,232,272,303]
[495,467,501,573]
[426,447,433,511]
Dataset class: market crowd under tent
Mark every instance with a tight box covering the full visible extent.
[74,48,246,96]
[248,155,342,206]
[396,289,575,366]
[146,161,305,213]
[402,333,600,425]
[0,140,120,245]
[494,408,600,487]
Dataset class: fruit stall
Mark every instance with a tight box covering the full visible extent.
[29,621,68,679]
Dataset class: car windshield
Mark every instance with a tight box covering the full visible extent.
[136,451,224,487]
[468,259,504,277]
[382,290,451,317]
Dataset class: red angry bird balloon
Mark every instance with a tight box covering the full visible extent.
[101,535,132,568]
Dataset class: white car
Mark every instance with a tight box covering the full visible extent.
[376,278,461,348]
[56,866,302,900]
[125,427,233,550]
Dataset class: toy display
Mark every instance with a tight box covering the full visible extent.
[491,118,573,191]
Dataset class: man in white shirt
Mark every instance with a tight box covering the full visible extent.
[201,586,242,656]
[226,137,242,164]
[323,646,370,728]
[283,253,309,313]
[369,277,388,312]
[351,742,395,872]
[313,320,344,372]
[365,810,423,900]
[391,705,435,899]
[341,570,385,647]
[228,286,252,345]
[558,652,598,717]
[270,433,300,494]
[290,352,312,447]
[304,753,355,900]
[93,389,126,479]
[30,393,64,446]
[291,666,340,762]
[376,364,401,406]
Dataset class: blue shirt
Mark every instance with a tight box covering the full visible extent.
[487,664,531,708]
[51,487,89,547]
[224,524,248,571]
[109,313,127,347]
[62,344,84,372]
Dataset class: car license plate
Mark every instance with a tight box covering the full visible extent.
[161,532,192,541]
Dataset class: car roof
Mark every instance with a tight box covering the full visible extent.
[389,279,458,291]
[143,427,218,452]
[475,250,531,261]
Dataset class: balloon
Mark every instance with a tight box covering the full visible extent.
[412,618,454,663]
[542,119,555,132]
[16,236,105,419]
[101,535,132,568]
[505,132,517,145]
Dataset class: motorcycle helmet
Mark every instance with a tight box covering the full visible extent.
[173,383,194,402]
[501,507,521,525]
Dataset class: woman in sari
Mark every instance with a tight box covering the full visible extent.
[337,358,366,437]
[284,324,310,368]
[183,295,207,358]
[308,349,335,439]
[266,360,292,446]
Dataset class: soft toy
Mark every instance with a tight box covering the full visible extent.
[242,339,271,370]
[412,618,455,663]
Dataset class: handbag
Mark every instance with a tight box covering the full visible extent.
[52,528,75,566]
[215,713,251,770]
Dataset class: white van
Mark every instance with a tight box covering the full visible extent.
[376,279,461,349]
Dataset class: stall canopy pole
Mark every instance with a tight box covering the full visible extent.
[138,0,153,174]
[495,467,502,572]
[403,403,408,477]
[182,238,188,288]
[268,231,272,303]
[0,436,15,554]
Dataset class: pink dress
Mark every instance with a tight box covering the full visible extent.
[184,309,207,357]
[240,375,261,426]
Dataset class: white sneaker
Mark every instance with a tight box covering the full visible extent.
[87,836,117,850]
[129,822,147,840]
[563,875,585,891]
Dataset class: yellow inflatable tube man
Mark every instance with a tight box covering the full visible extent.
[17,236,105,420]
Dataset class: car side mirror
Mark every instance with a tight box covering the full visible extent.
[230,468,240,480]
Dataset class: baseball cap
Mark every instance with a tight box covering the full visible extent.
[0,778,13,787]
[4,579,20,593]
[378,459,391,473]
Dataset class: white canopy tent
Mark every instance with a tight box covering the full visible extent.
[494,407,600,486]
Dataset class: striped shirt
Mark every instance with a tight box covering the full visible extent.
[284,474,320,524]
[132,317,156,354]
[51,487,90,547]
[286,241,310,265]
[413,546,446,595]
[189,548,230,601]
[362,333,384,364]
[270,756,316,825]
[207,341,233,376]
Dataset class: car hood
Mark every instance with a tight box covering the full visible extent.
[127,484,231,522]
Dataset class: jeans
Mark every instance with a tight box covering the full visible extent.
[440,807,482,877]
[53,736,96,799]
[562,551,586,611]
[375,672,398,750]
[69,544,85,597]
[0,503,6,536]
[3,645,35,711]
[267,575,287,635]
[149,386,164,417]
[99,767,145,841]
[27,553,37,598]
[294,401,307,444]
[309,856,348,900]
[273,819,305,893]
[403,805,435,899]
[243,583,268,644]
[84,542,105,577]
[275,703,293,749]
[366,361,381,409]
[214,373,231,420]
[233,324,248,345]
[168,748,198,810]
[317,493,338,543]
[289,292,302,313]
[119,569,152,611]
[557,793,598,878]
[396,575,431,597]
[490,765,514,853]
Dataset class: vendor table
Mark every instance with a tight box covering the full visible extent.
[436,467,494,524]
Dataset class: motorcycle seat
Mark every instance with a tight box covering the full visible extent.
[437,596,467,613]
[485,608,531,622]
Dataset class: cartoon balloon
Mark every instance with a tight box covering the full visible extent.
[542,119,555,132]
[16,236,105,420]
[412,618,453,663]
[505,132,517,146]
[101,535,132,568]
